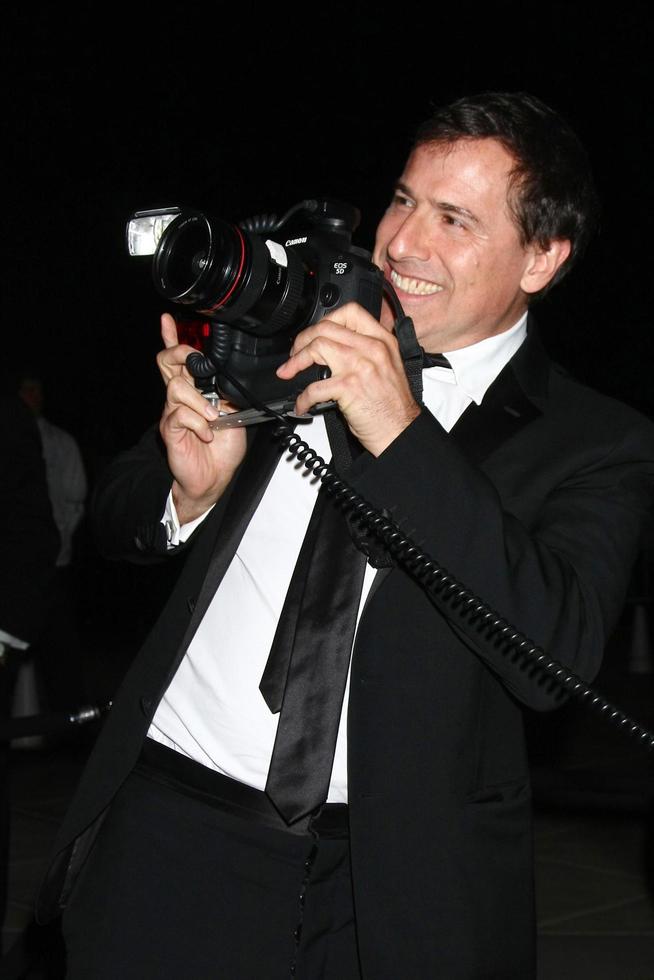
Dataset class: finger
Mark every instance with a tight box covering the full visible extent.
[161,313,179,349]
[295,303,389,349]
[166,375,219,421]
[293,376,341,417]
[280,326,398,384]
[277,336,347,380]
[290,312,395,362]
[293,320,395,359]
[161,403,215,444]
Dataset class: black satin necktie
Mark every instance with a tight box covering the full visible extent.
[261,318,434,825]
[261,411,368,825]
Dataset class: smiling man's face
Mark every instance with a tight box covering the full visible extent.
[373,138,551,354]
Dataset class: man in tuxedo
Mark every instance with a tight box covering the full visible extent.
[38,92,654,978]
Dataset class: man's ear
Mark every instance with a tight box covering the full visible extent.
[521,239,571,295]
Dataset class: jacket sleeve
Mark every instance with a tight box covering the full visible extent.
[90,425,181,564]
[348,405,654,712]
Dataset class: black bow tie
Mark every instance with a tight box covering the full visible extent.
[423,352,452,369]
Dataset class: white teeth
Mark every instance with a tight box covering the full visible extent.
[390,269,443,296]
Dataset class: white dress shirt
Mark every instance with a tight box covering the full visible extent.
[148,314,528,800]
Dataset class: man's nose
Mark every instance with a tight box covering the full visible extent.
[386,210,431,262]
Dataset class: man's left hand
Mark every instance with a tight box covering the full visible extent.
[276,302,420,457]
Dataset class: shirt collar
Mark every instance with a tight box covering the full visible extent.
[424,313,528,405]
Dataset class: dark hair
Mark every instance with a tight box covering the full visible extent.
[414,91,600,292]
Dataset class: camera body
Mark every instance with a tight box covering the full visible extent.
[127,199,385,406]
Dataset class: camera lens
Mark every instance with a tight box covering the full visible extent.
[165,224,210,294]
[151,208,316,337]
[153,211,245,308]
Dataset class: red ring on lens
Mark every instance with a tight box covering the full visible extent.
[205,223,247,311]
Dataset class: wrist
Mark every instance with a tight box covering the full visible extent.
[368,402,422,457]
[171,481,222,525]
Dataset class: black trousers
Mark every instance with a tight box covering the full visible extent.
[62,741,363,979]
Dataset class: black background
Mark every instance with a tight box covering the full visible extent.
[3,5,654,817]
[2,11,653,964]
[5,2,653,477]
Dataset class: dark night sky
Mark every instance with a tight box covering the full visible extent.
[5,3,653,474]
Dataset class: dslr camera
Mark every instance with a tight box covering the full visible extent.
[126,199,385,408]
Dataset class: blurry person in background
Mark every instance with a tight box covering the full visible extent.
[19,372,88,717]
[0,387,59,950]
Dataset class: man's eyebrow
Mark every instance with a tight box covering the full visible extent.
[394,180,414,198]
[435,202,481,226]
[394,181,481,226]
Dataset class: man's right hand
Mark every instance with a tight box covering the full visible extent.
[157,313,247,524]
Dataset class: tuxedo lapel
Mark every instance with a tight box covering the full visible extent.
[361,324,551,608]
[448,364,540,463]
[448,321,549,464]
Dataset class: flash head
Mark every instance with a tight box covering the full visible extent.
[126,208,181,257]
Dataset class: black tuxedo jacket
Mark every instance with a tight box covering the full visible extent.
[37,328,654,978]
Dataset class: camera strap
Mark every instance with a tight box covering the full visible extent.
[395,314,425,405]
[319,313,426,570]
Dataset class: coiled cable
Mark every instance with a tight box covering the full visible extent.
[239,200,319,235]
[218,364,654,752]
[275,419,654,750]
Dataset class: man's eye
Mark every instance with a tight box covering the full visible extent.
[392,193,413,208]
[443,214,465,229]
